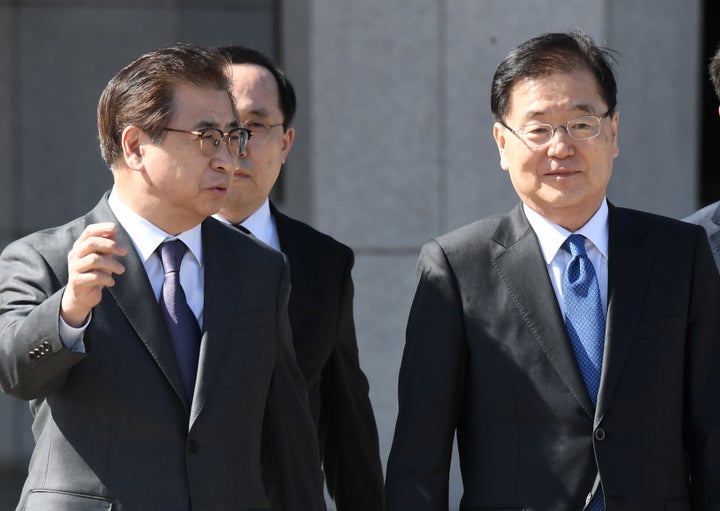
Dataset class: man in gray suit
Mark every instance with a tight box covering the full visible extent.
[685,44,720,270]
[0,44,324,510]
[386,31,720,510]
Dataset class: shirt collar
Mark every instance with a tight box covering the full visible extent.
[108,187,203,266]
[240,199,274,245]
[523,198,609,264]
[213,198,275,247]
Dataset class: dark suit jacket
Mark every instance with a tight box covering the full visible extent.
[0,194,324,511]
[684,200,720,271]
[271,204,384,511]
[385,203,720,511]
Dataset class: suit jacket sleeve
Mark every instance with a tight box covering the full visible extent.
[685,226,720,508]
[262,256,326,510]
[0,232,87,400]
[319,250,385,510]
[385,239,467,511]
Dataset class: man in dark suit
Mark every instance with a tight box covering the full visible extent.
[385,31,720,511]
[214,46,384,510]
[685,43,720,270]
[0,44,324,510]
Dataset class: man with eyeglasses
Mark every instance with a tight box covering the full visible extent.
[386,31,720,511]
[685,44,720,271]
[0,44,324,510]
[213,45,385,511]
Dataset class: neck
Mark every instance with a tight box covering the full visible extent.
[218,203,265,225]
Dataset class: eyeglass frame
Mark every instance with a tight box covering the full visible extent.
[499,109,613,147]
[239,119,285,145]
[163,126,252,157]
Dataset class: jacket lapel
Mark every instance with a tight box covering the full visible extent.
[88,196,189,409]
[271,203,311,333]
[492,205,595,418]
[595,205,652,422]
[189,218,245,425]
[708,203,720,266]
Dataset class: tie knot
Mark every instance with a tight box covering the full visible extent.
[158,239,187,274]
[563,233,587,257]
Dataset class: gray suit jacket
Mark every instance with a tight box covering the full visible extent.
[684,200,720,271]
[0,194,324,511]
[386,203,720,511]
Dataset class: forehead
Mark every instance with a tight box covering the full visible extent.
[228,63,281,114]
[171,83,235,126]
[506,69,606,120]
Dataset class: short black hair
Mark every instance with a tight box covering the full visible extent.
[490,31,618,122]
[98,44,230,168]
[217,45,296,128]
[709,43,720,101]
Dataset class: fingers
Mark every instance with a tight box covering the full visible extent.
[61,223,128,327]
[73,222,128,259]
[69,223,127,280]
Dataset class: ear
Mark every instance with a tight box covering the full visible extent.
[281,126,295,165]
[121,125,146,170]
[609,109,620,159]
[492,122,510,171]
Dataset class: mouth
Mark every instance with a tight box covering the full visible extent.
[207,182,229,195]
[232,169,252,179]
[545,168,580,178]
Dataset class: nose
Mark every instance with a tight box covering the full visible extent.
[546,126,574,157]
[210,145,237,174]
[238,140,249,159]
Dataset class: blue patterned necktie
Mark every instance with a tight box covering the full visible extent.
[158,240,201,403]
[563,233,605,511]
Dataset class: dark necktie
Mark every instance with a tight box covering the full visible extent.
[562,233,605,511]
[233,223,252,235]
[158,240,201,403]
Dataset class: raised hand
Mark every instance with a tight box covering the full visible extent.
[60,222,128,327]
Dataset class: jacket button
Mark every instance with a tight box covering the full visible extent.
[594,428,606,441]
[188,440,199,453]
[28,351,37,360]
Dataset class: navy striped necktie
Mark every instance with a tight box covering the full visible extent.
[158,239,201,404]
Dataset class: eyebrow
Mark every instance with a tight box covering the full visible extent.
[239,108,272,119]
[194,119,240,130]
[523,103,599,121]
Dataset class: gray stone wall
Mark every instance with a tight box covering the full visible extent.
[0,0,705,509]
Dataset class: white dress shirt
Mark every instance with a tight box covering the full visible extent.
[60,188,205,349]
[213,198,281,251]
[523,200,609,317]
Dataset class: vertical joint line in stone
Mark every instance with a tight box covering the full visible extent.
[437,0,448,234]
[9,3,22,241]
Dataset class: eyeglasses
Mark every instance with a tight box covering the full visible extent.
[240,120,284,145]
[500,109,612,147]
[163,127,251,157]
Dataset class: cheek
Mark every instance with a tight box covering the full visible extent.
[506,150,541,177]
[260,161,282,189]
[588,147,615,182]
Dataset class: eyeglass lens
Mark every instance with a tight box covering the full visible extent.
[199,128,249,156]
[518,115,602,145]
[241,121,281,145]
